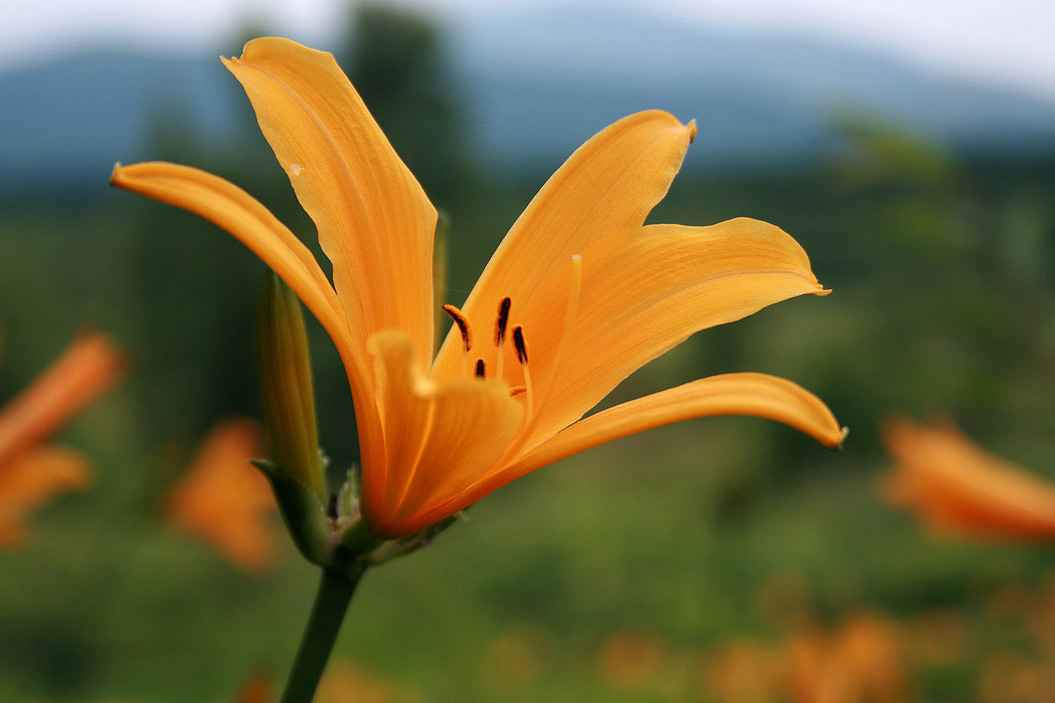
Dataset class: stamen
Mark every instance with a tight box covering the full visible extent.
[495,297,511,380]
[512,326,529,365]
[474,359,486,378]
[494,297,511,346]
[441,304,472,352]
[512,326,533,426]
[508,385,527,396]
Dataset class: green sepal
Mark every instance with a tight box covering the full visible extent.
[362,513,463,567]
[250,458,333,567]
[333,468,381,557]
[337,517,381,557]
[253,455,465,576]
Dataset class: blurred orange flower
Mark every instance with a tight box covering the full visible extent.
[165,418,277,572]
[704,613,907,703]
[883,417,1055,540]
[785,613,906,703]
[230,661,418,703]
[315,661,420,703]
[0,332,123,546]
[113,37,843,539]
[597,631,668,690]
[707,639,786,703]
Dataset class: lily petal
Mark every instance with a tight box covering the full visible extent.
[479,372,844,501]
[225,37,437,362]
[0,446,90,546]
[108,162,384,456]
[165,419,277,572]
[110,162,354,366]
[366,330,524,536]
[515,218,828,449]
[435,110,694,373]
[884,418,1055,539]
[0,333,124,467]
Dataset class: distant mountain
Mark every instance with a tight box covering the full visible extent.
[3,6,1055,196]
[0,51,240,197]
[452,6,1055,169]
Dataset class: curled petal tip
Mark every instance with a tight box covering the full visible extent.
[108,162,122,183]
[830,426,850,451]
[687,119,697,144]
[225,38,261,64]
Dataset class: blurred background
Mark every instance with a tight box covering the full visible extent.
[3,0,1055,701]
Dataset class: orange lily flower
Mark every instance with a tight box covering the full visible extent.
[165,418,277,572]
[0,333,123,545]
[883,417,1055,539]
[111,38,843,538]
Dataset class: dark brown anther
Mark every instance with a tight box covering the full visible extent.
[474,359,486,378]
[442,304,472,352]
[512,326,528,364]
[494,297,511,346]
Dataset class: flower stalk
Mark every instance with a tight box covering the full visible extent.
[279,567,363,703]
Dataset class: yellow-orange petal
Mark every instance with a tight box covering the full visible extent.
[434,110,695,374]
[224,37,436,363]
[165,418,277,572]
[508,218,829,451]
[109,162,358,378]
[364,330,524,537]
[0,446,90,546]
[883,417,1055,540]
[480,372,844,501]
[109,162,386,472]
[0,332,124,468]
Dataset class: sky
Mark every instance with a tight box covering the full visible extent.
[5,0,1055,103]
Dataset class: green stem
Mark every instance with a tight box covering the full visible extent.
[280,567,364,703]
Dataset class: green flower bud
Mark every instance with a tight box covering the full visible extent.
[256,271,326,503]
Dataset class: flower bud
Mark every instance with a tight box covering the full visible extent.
[256,272,326,502]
